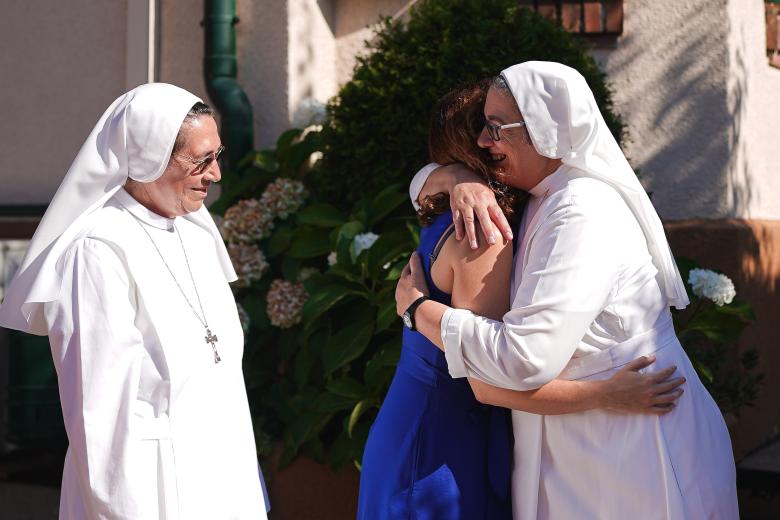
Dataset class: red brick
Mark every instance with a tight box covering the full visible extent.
[561,2,582,32]
[604,0,623,34]
[584,2,603,33]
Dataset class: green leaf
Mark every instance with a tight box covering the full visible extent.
[293,339,317,388]
[691,357,714,384]
[312,392,357,413]
[364,341,401,390]
[288,227,333,258]
[367,185,409,226]
[685,311,747,342]
[275,128,304,160]
[284,134,323,175]
[301,284,353,324]
[288,411,327,445]
[366,230,415,275]
[266,225,294,257]
[348,400,372,438]
[712,299,756,321]
[322,321,374,375]
[375,297,398,333]
[278,327,300,361]
[327,376,366,399]
[329,430,355,470]
[251,150,279,173]
[338,221,365,241]
[297,203,347,227]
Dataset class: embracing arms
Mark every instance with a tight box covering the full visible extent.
[398,164,684,414]
[414,163,515,248]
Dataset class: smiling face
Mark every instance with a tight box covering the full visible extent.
[129,115,222,217]
[477,86,560,191]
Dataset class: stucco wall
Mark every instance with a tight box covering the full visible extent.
[593,0,780,221]
[0,1,129,205]
[592,0,732,220]
[727,0,780,220]
[333,0,413,84]
[157,0,210,103]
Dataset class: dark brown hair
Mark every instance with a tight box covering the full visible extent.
[419,80,524,226]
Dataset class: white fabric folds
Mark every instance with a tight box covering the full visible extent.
[0,83,236,335]
[500,61,689,309]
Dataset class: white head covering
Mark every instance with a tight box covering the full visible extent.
[500,61,689,309]
[0,82,237,335]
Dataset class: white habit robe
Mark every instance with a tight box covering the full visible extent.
[411,165,738,519]
[43,189,267,520]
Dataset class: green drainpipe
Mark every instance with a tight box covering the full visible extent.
[203,0,253,170]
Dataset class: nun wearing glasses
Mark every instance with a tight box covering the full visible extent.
[0,84,268,519]
[397,62,737,519]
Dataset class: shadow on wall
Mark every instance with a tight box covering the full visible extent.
[596,0,751,220]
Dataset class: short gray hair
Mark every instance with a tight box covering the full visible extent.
[172,102,215,154]
[492,75,511,92]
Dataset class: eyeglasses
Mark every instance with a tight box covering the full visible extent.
[175,145,225,171]
[482,116,526,142]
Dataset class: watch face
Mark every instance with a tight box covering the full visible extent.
[402,313,413,329]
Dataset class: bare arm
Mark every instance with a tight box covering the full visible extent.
[468,358,684,415]
[396,241,685,415]
[412,163,514,248]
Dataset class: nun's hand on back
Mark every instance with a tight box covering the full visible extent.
[428,163,513,250]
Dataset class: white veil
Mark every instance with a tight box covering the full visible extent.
[501,61,689,309]
[0,83,237,335]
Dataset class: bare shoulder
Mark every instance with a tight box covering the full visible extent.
[445,228,512,268]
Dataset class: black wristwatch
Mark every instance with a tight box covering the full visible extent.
[402,296,429,331]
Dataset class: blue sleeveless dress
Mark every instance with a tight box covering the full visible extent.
[358,211,512,520]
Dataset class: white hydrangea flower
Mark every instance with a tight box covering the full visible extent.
[327,251,338,266]
[353,232,379,257]
[688,268,736,306]
[307,150,324,169]
[292,98,328,128]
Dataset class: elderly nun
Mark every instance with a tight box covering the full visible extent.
[0,84,268,519]
[396,62,738,519]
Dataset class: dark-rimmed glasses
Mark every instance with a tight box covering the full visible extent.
[482,116,526,142]
[176,145,225,171]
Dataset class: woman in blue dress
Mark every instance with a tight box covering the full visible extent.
[357,82,684,520]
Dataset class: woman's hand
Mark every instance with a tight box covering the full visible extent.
[426,164,514,249]
[599,355,686,415]
[395,252,429,316]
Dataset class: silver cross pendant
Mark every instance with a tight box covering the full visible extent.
[205,327,221,364]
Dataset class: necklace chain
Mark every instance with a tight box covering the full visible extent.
[131,216,209,328]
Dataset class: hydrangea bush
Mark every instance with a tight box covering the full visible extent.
[673,260,762,417]
[212,124,415,468]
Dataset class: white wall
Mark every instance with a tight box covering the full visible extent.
[0,1,130,205]
[593,0,780,220]
[726,0,780,220]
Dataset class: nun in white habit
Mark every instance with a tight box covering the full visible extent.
[397,62,738,519]
[0,83,268,519]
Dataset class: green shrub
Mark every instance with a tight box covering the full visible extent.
[673,259,763,417]
[310,0,624,206]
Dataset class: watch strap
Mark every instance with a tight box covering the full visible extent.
[404,295,430,331]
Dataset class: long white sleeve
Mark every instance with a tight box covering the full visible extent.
[409,163,441,210]
[45,238,146,519]
[442,184,623,391]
